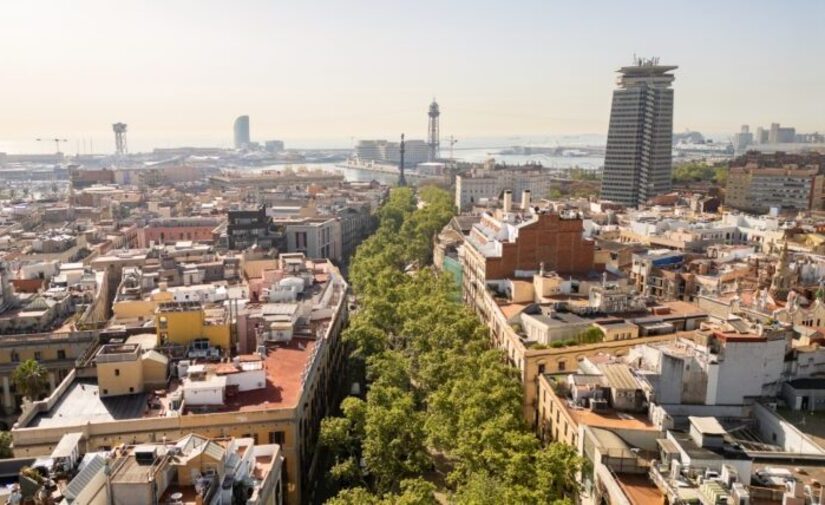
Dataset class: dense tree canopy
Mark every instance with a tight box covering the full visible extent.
[321,186,584,503]
[672,161,728,185]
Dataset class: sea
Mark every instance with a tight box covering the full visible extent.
[0,134,606,183]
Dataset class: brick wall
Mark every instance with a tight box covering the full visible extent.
[485,213,594,278]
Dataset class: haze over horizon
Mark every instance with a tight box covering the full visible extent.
[2,0,824,153]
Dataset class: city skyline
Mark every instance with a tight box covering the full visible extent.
[2,0,824,153]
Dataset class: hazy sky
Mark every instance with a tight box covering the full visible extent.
[2,0,824,152]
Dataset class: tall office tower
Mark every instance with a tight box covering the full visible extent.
[754,127,768,144]
[768,123,780,145]
[733,125,753,154]
[234,115,250,149]
[427,99,440,161]
[601,58,677,207]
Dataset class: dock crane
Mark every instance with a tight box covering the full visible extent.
[445,135,458,160]
[36,137,68,154]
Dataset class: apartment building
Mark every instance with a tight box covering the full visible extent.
[278,216,342,262]
[209,171,345,191]
[12,255,349,505]
[227,206,282,251]
[454,203,707,425]
[16,432,283,505]
[726,152,825,213]
[455,171,554,210]
[141,217,222,247]
[0,262,111,419]
[537,363,659,448]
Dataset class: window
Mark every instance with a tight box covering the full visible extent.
[57,350,66,360]
[115,369,120,376]
[269,431,285,445]
[557,360,566,372]
[11,351,19,363]
[296,231,308,249]
[103,389,108,395]
[129,387,134,393]
[34,352,42,361]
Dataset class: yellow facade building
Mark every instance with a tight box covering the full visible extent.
[156,301,231,350]
[96,343,168,398]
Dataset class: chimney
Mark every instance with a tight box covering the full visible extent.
[521,190,531,210]
[503,190,512,211]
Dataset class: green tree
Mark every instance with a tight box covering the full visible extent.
[320,417,354,456]
[12,359,48,401]
[329,457,362,485]
[343,321,388,359]
[672,161,729,186]
[323,186,586,504]
[453,472,508,505]
[714,166,729,186]
[320,397,368,484]
[576,326,604,344]
[0,431,13,459]
[394,478,438,505]
[326,487,382,505]
[362,385,430,493]
[534,443,587,503]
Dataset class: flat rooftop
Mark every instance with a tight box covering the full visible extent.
[670,431,750,461]
[776,409,825,448]
[753,463,825,489]
[565,404,657,432]
[220,337,316,413]
[26,337,318,428]
[655,300,708,318]
[616,474,664,505]
[111,455,161,484]
[30,381,149,428]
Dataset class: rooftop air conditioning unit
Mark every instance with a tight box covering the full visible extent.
[590,398,609,412]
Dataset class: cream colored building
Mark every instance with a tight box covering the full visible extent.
[465,270,704,426]
[13,258,349,505]
[55,434,283,505]
[536,373,660,448]
[0,330,97,421]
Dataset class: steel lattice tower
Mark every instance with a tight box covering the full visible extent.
[113,123,128,156]
[398,133,407,187]
[427,99,440,161]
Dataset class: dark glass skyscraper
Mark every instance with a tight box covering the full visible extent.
[601,59,677,207]
[233,115,250,149]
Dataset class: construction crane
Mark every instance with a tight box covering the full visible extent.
[445,135,458,160]
[36,137,68,154]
